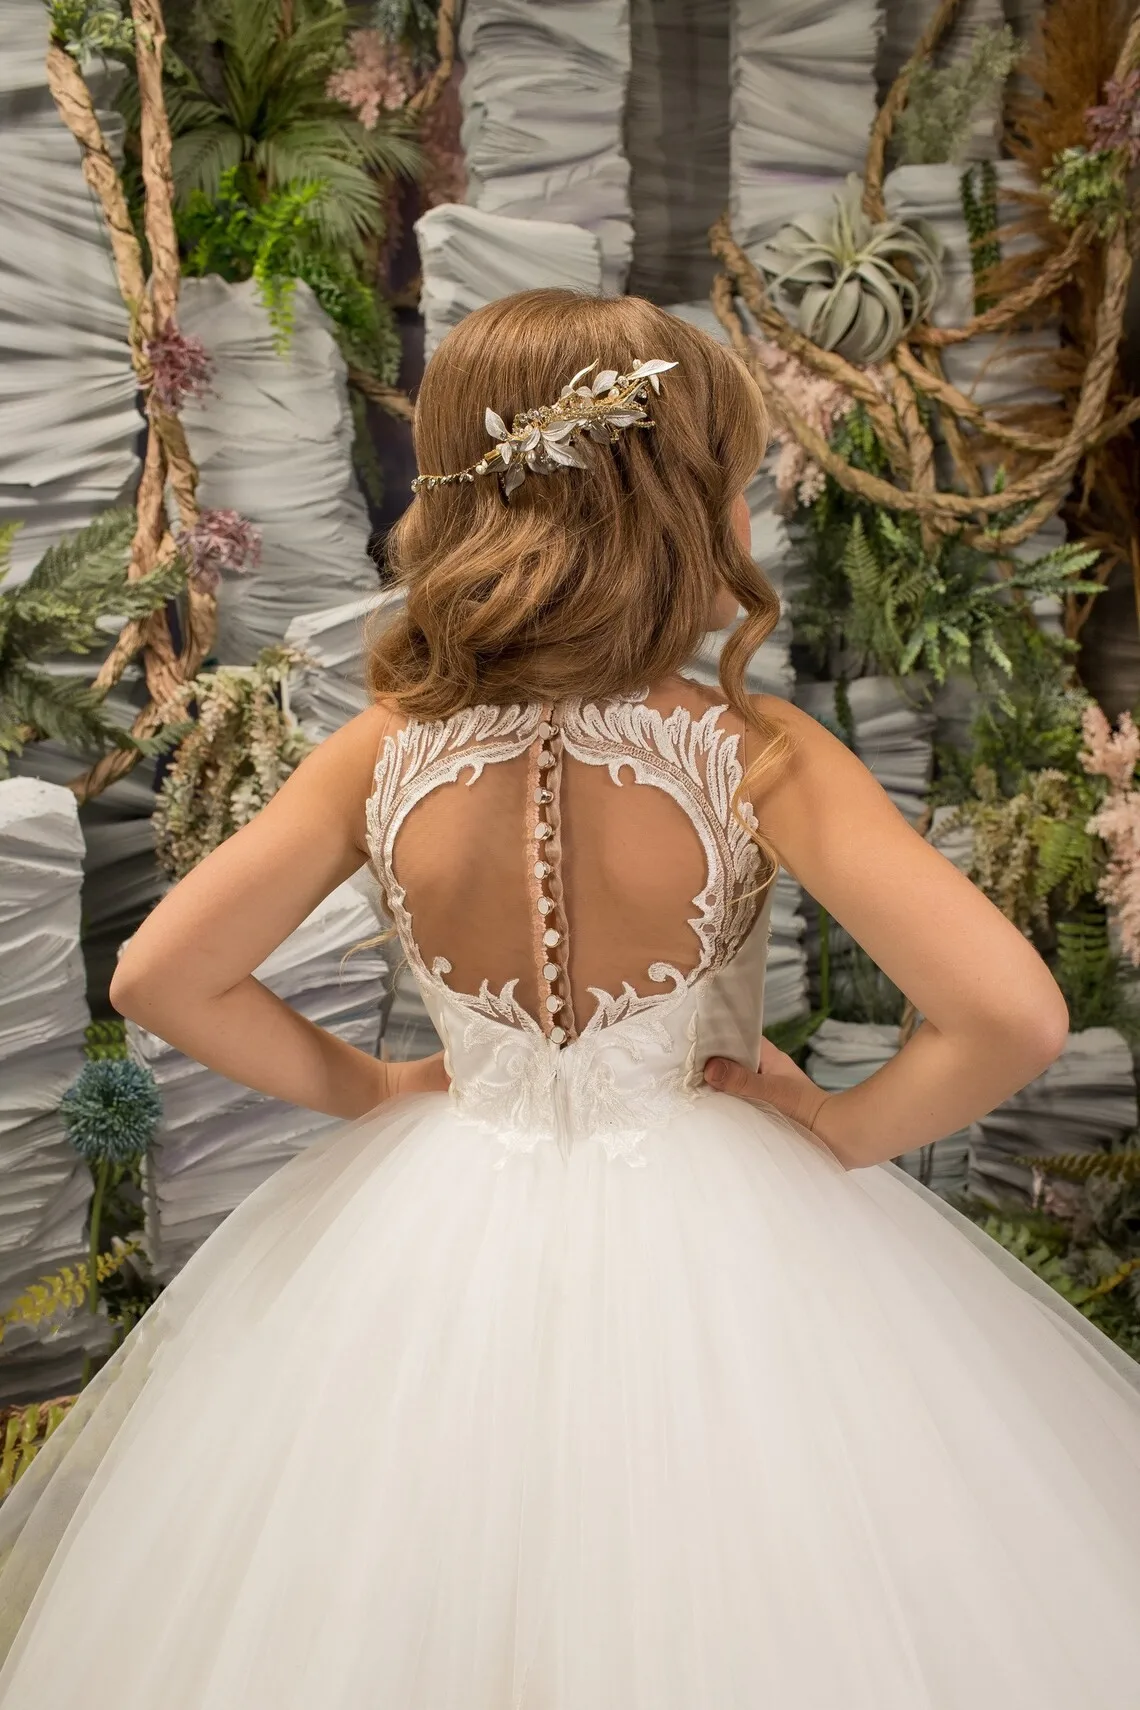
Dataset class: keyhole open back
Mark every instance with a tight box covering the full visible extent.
[371,677,767,1046]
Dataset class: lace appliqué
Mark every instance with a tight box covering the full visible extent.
[364,694,763,1167]
[560,695,764,983]
[365,701,546,1047]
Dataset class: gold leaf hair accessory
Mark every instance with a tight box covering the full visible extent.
[411,358,678,497]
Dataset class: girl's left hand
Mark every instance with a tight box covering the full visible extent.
[703,1038,830,1133]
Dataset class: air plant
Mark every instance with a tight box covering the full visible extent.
[754,175,942,366]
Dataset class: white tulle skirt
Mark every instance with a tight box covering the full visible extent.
[2,1088,1140,1709]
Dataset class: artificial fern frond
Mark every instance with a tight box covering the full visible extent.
[1024,1149,1140,1184]
[1052,912,1136,1033]
[1034,817,1102,906]
[23,507,134,594]
[0,1397,77,1500]
[0,1240,142,1347]
[0,665,124,766]
[976,1214,1101,1311]
[0,511,187,773]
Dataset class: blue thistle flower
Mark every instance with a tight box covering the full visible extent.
[60,1059,162,1166]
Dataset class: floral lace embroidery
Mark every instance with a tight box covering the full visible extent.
[560,695,763,996]
[365,702,546,1041]
[364,694,765,1165]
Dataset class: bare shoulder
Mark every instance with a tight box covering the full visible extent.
[279,700,400,854]
[746,691,915,854]
[748,694,860,793]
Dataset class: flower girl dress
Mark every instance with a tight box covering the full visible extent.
[2,682,1140,1709]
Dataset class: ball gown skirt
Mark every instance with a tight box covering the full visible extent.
[1,1084,1139,1709]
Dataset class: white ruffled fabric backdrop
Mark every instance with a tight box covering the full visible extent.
[0,779,102,1403]
[177,277,376,665]
[0,1,139,581]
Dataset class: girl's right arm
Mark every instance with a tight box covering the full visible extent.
[742,697,1069,1170]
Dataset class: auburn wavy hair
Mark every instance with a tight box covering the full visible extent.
[367,288,789,810]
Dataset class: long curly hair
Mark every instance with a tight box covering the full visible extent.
[367,289,789,801]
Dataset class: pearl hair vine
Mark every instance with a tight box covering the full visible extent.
[410,358,679,497]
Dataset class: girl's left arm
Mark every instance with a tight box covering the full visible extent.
[110,704,446,1118]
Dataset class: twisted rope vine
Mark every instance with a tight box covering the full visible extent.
[709,0,1140,561]
[46,0,209,804]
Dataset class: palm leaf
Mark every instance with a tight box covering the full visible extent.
[172,125,246,200]
[215,0,284,101]
[258,139,385,246]
[163,84,228,138]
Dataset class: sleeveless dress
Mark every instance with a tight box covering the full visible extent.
[2,686,1140,1709]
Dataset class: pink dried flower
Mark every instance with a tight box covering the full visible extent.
[327,30,415,130]
[1081,703,1140,965]
[144,324,214,413]
[1088,791,1140,966]
[180,509,262,594]
[1080,703,1140,792]
[1087,70,1140,168]
[749,337,858,510]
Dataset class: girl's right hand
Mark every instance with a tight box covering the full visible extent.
[387,1051,451,1098]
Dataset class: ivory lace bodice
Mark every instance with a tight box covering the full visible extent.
[364,686,774,1166]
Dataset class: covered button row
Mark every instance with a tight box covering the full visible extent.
[534,720,567,1044]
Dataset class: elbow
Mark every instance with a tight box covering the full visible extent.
[109,951,160,1026]
[1000,985,1070,1082]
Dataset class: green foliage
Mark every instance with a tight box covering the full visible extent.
[763,1009,826,1059]
[945,764,1103,937]
[178,169,401,379]
[959,159,1000,312]
[793,476,1102,694]
[0,1243,141,1351]
[0,1398,77,1501]
[960,1139,1140,1358]
[153,0,420,261]
[1053,912,1139,1036]
[1025,1147,1140,1186]
[972,1212,1106,1311]
[154,645,311,879]
[1044,146,1131,235]
[0,513,187,777]
[829,940,906,1027]
[1036,818,1103,913]
[84,1019,129,1061]
[350,386,386,508]
[894,24,1022,166]
[47,0,134,57]
[932,634,1091,806]
[831,676,856,750]
[828,406,890,479]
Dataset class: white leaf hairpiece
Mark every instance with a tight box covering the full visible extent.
[411,358,678,499]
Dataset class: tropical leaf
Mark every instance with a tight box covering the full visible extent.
[171,125,245,200]
[158,0,420,259]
